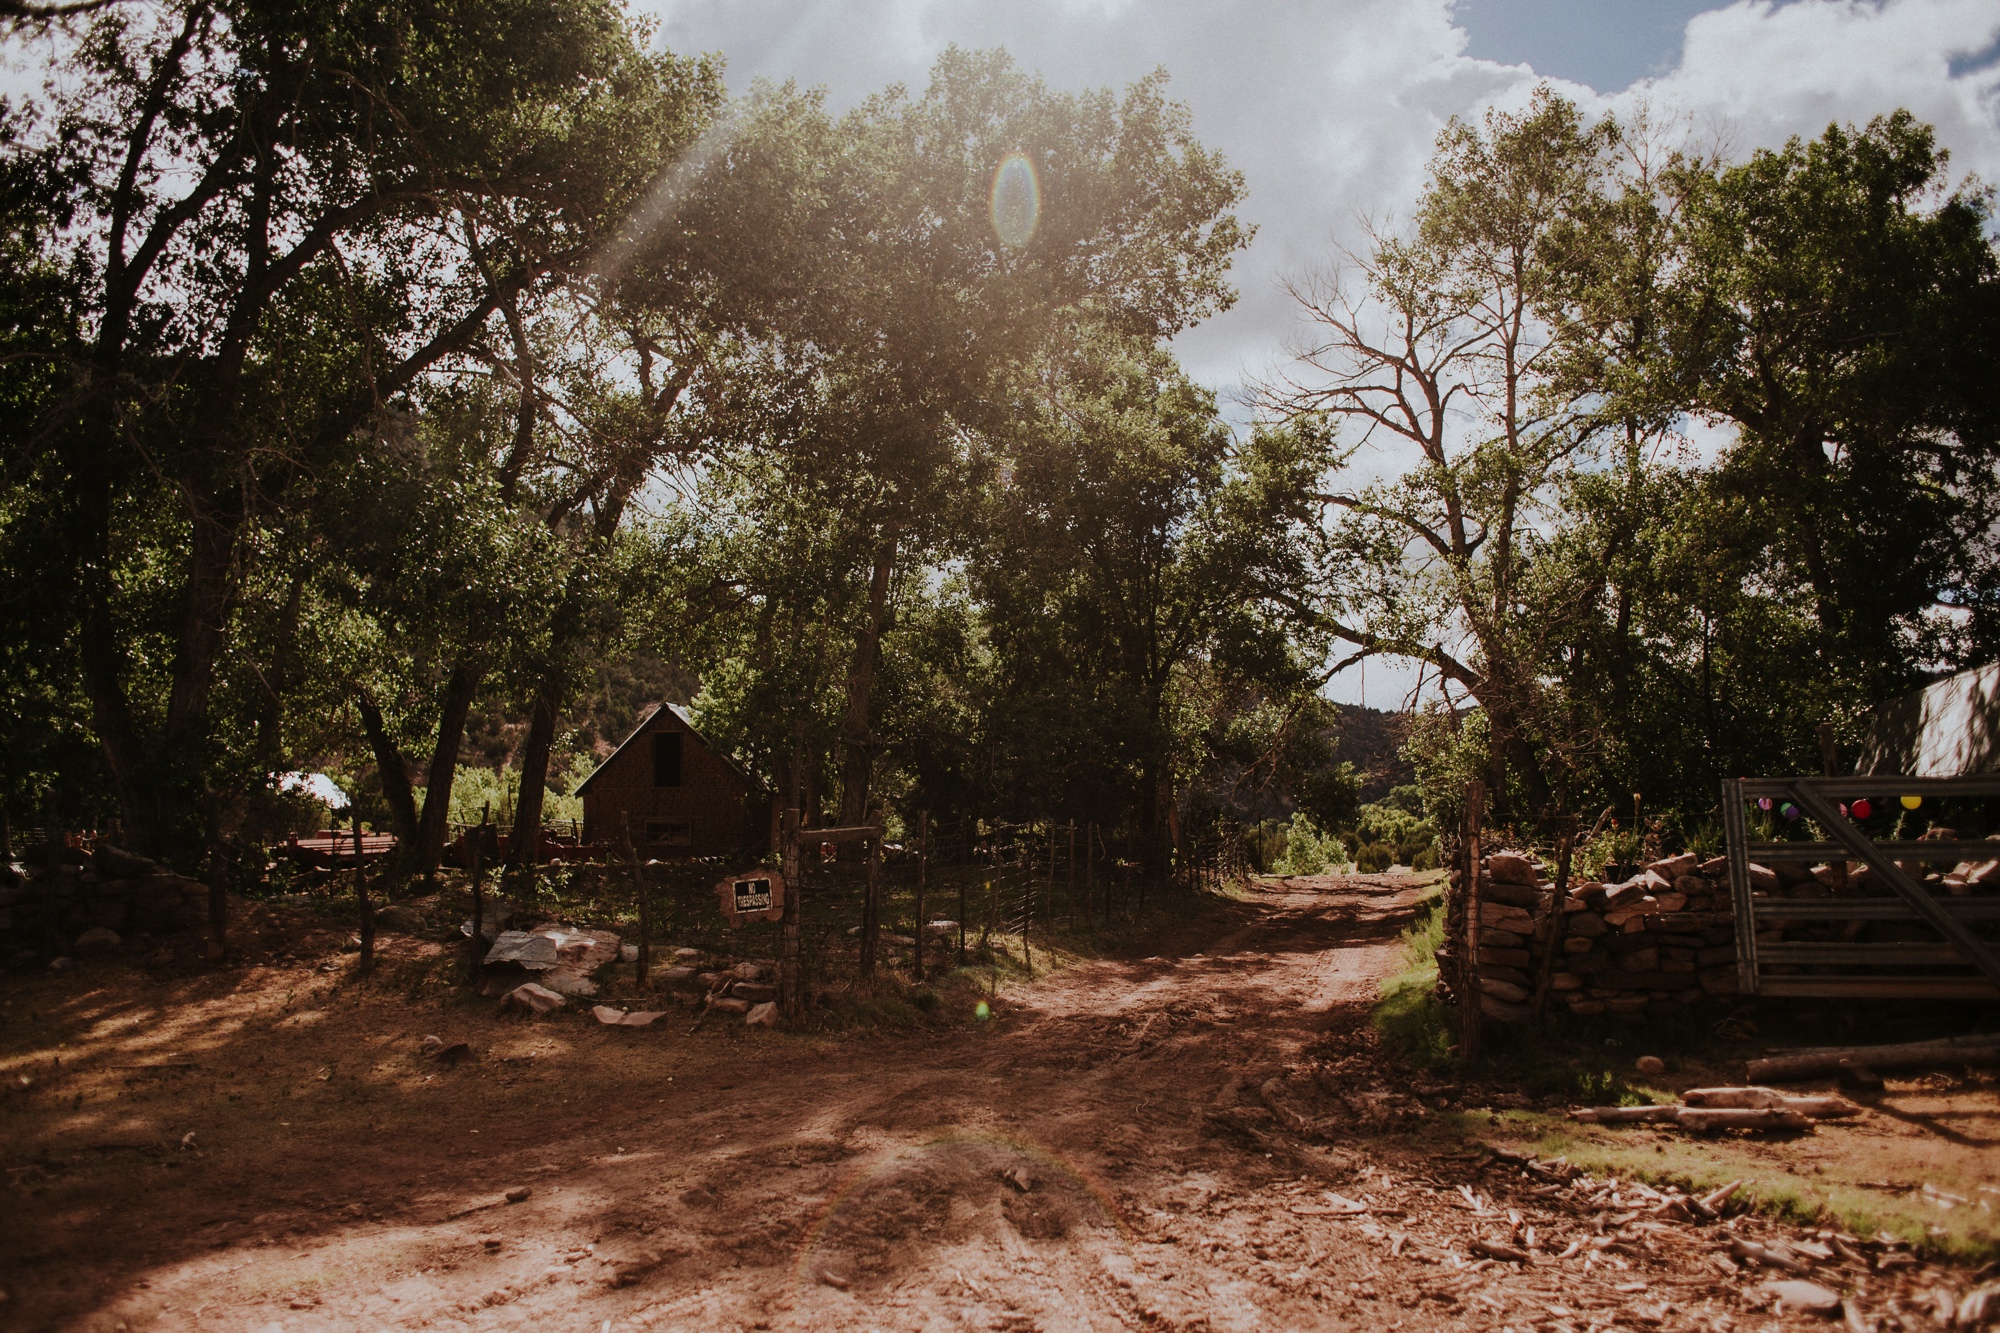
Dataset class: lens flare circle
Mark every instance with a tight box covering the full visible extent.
[989,151,1040,249]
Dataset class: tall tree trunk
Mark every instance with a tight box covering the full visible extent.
[504,670,562,877]
[837,531,898,829]
[72,446,159,853]
[69,446,249,860]
[255,568,308,775]
[356,690,422,850]
[412,660,482,877]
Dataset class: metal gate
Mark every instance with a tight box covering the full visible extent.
[1721,775,2000,999]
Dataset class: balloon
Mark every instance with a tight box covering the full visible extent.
[1757,797,1773,811]
[1851,798,1872,820]
[1781,803,1801,821]
[1901,794,1922,810]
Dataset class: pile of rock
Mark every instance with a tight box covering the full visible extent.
[0,844,205,970]
[657,949,781,1026]
[1553,851,1740,1018]
[1462,849,1740,1024]
[479,924,622,997]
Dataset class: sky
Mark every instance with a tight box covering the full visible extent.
[640,0,2000,708]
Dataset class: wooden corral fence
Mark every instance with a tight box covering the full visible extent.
[1721,774,2000,999]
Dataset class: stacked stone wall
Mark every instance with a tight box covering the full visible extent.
[1451,850,1740,1025]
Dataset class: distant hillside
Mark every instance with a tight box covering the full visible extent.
[1334,705,1413,802]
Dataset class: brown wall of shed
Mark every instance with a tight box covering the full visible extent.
[581,709,763,859]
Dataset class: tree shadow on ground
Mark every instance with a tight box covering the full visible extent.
[0,877,1440,1332]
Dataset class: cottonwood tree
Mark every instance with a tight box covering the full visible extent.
[1667,111,2000,704]
[973,331,1332,854]
[1265,90,1626,822]
[4,0,721,859]
[736,51,1253,830]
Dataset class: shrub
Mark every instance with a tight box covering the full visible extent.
[1373,886,1451,1066]
[1242,819,1291,873]
[1273,811,1350,875]
[1411,844,1441,871]
[1355,841,1393,873]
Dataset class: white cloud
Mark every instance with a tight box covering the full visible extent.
[1636,0,2000,178]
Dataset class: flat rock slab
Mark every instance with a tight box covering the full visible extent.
[533,926,622,996]
[482,925,621,996]
[503,982,566,1014]
[484,930,557,968]
[592,1006,666,1027]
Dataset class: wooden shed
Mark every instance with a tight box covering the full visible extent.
[577,703,768,859]
[1854,661,2000,776]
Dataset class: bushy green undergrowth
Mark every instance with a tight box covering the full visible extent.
[1347,787,1440,868]
[1271,811,1352,875]
[1372,883,1451,1065]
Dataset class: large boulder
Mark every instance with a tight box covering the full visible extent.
[74,926,122,955]
[1647,853,1697,880]
[92,844,158,880]
[1485,851,1540,886]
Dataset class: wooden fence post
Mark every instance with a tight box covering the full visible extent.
[914,810,929,983]
[203,805,229,963]
[1531,823,1576,1020]
[354,807,375,975]
[465,809,489,980]
[1460,779,1487,1060]
[1019,868,1033,972]
[860,826,880,978]
[780,807,803,1019]
[1067,820,1076,926]
[630,815,651,987]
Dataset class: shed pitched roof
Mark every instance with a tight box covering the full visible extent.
[575,702,756,794]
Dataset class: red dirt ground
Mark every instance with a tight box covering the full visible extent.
[0,875,1987,1332]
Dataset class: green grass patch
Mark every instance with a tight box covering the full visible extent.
[1459,1113,2000,1263]
[1373,883,1452,1067]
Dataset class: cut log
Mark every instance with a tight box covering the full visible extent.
[1746,1035,2000,1083]
[1700,1179,1743,1212]
[1675,1107,1810,1132]
[1570,1104,1680,1123]
[1472,1239,1531,1263]
[1683,1087,1863,1117]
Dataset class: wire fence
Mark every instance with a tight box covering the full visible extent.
[565,813,1249,990]
[5,810,1250,996]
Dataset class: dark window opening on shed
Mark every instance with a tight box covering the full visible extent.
[653,731,683,787]
[646,819,692,846]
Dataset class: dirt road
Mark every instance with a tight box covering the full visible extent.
[0,875,1944,1331]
